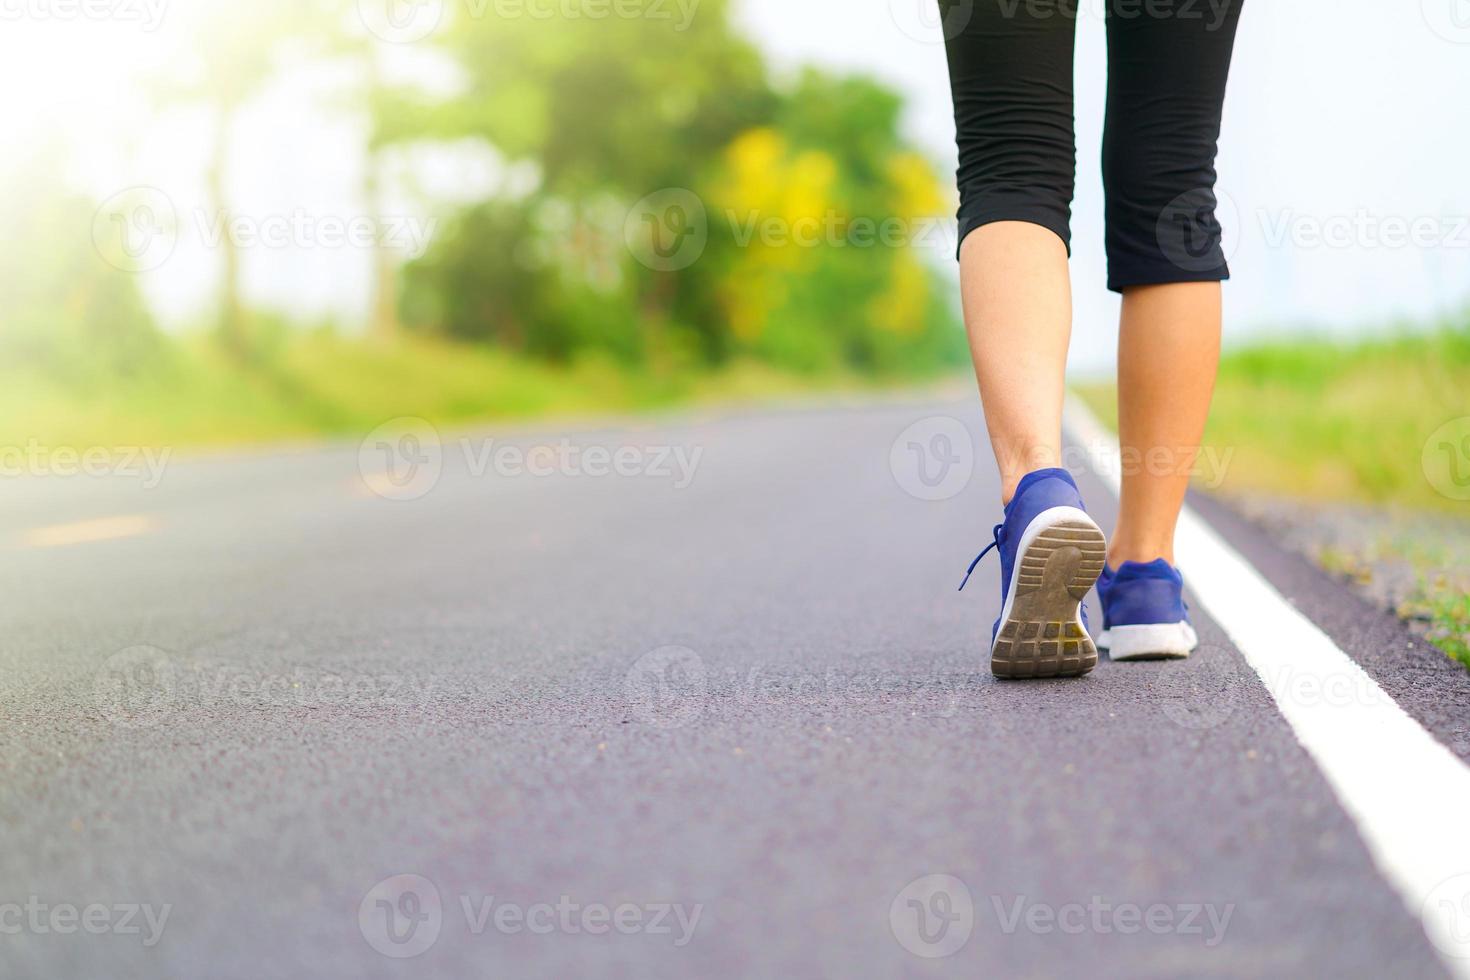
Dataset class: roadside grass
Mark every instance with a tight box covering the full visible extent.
[0,331,883,451]
[1075,319,1470,668]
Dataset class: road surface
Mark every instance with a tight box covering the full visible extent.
[3,396,1468,978]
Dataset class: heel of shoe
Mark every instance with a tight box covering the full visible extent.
[991,512,1106,679]
[1106,622,1197,661]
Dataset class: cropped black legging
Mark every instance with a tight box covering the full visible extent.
[940,0,1243,291]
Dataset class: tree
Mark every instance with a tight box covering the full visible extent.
[157,1,326,360]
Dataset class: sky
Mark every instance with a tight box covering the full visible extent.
[2,0,1467,374]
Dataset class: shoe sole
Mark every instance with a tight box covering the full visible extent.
[1100,622,1198,661]
[991,506,1106,680]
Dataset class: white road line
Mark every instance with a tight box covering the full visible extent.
[19,514,157,548]
[1064,395,1470,976]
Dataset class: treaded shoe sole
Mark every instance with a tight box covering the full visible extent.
[1102,622,1198,661]
[991,506,1106,679]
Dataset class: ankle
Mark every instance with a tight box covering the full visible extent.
[1107,541,1174,568]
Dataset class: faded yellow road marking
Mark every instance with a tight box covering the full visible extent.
[21,514,157,548]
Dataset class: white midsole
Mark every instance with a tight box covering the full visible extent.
[1099,622,1198,660]
[991,505,1102,656]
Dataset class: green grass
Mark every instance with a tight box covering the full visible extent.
[1077,323,1470,513]
[1076,319,1470,667]
[0,331,895,451]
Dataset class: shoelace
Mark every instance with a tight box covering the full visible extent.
[957,522,1004,592]
[956,523,1091,626]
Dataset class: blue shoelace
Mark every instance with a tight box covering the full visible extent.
[957,522,1004,592]
[958,521,1090,625]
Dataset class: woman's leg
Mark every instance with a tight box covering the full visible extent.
[959,223,1072,505]
[1101,1,1244,565]
[1111,282,1221,564]
[941,0,1079,504]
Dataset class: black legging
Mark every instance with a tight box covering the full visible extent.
[940,0,1244,291]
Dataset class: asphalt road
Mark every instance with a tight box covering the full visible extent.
[0,396,1460,978]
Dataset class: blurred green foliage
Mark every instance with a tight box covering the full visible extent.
[1,0,963,448]
[1076,317,1470,512]
[0,170,164,384]
[400,0,965,375]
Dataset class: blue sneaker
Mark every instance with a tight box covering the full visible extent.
[960,467,1107,678]
[1095,559,1198,660]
